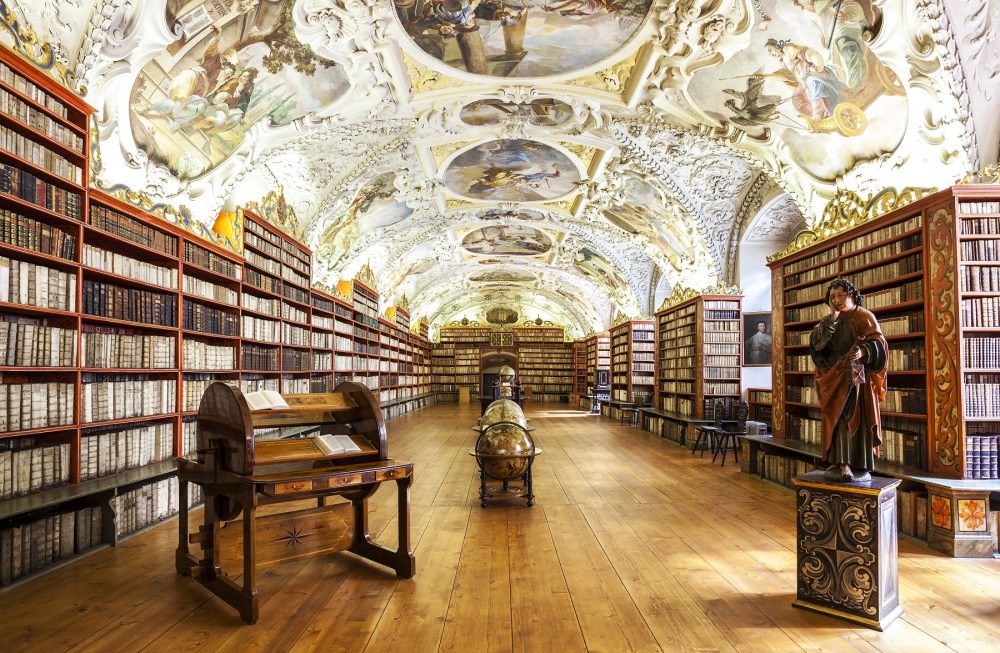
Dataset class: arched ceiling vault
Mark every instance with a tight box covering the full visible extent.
[11,0,995,333]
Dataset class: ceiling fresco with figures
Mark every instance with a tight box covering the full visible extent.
[5,0,998,339]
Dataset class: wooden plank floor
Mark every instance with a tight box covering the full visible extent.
[2,403,999,652]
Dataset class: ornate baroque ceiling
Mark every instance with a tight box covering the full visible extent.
[6,0,997,338]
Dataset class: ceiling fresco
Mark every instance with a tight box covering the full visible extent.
[443,139,580,201]
[392,0,655,77]
[461,225,554,256]
[10,0,997,336]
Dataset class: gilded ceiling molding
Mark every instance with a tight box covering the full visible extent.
[0,0,84,92]
[355,261,378,290]
[768,186,938,263]
[431,140,479,168]
[567,49,641,97]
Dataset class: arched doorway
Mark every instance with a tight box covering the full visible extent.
[479,349,518,412]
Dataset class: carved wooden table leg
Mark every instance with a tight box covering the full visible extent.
[240,502,258,624]
[395,474,416,578]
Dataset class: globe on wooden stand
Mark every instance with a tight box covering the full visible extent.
[470,367,542,507]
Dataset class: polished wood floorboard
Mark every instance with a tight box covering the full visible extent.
[1,403,999,652]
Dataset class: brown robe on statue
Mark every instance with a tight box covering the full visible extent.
[809,306,888,471]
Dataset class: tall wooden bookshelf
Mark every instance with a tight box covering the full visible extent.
[515,327,572,402]
[436,325,490,401]
[655,294,742,418]
[747,388,773,426]
[763,185,1000,557]
[609,319,656,404]
[573,340,588,399]
[585,332,611,393]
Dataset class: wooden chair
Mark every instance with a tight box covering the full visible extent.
[713,400,749,467]
[619,394,648,427]
[692,399,726,457]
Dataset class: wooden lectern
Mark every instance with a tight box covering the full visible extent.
[175,382,414,624]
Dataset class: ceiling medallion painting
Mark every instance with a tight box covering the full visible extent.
[461,225,553,256]
[602,176,688,264]
[444,139,580,201]
[469,270,536,282]
[392,0,654,78]
[129,1,349,180]
[690,0,907,182]
[476,207,546,221]
[486,306,519,325]
[319,172,415,267]
[459,98,574,126]
[575,246,627,294]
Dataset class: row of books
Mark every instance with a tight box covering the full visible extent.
[963,375,1000,418]
[242,343,279,370]
[244,217,309,265]
[705,343,740,355]
[183,376,237,412]
[82,327,174,369]
[89,205,177,257]
[83,280,176,326]
[245,250,281,275]
[0,162,82,219]
[0,125,82,184]
[784,259,837,288]
[313,331,335,349]
[786,383,817,405]
[282,265,309,288]
[242,314,280,342]
[182,299,238,336]
[660,380,694,392]
[0,61,72,119]
[787,414,821,445]
[787,281,924,322]
[183,275,236,305]
[959,296,1000,328]
[243,269,279,295]
[282,348,310,370]
[841,214,922,256]
[883,387,927,414]
[182,340,235,370]
[960,265,1000,293]
[879,312,925,337]
[83,244,177,289]
[960,216,1000,235]
[756,452,814,488]
[283,283,309,304]
[0,257,76,310]
[841,233,921,272]
[965,435,999,479]
[704,320,739,332]
[961,239,1000,261]
[847,252,922,290]
[244,231,309,273]
[0,441,71,499]
[784,283,824,306]
[0,380,74,432]
[80,376,176,423]
[312,314,333,330]
[704,355,739,367]
[113,476,201,538]
[0,208,77,260]
[183,241,241,279]
[283,302,307,324]
[0,316,76,366]
[882,425,925,468]
[242,291,279,315]
[80,421,173,479]
[661,396,693,414]
[0,86,83,151]
[705,365,740,379]
[705,382,739,395]
[284,323,310,347]
[282,377,310,394]
[958,201,1000,216]
[963,337,1000,369]
[0,506,102,586]
[705,331,740,343]
[888,343,925,371]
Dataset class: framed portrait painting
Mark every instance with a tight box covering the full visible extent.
[743,312,773,367]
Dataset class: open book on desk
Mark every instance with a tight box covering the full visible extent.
[314,434,363,456]
[245,390,290,411]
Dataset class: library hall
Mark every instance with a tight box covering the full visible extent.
[2,0,1000,651]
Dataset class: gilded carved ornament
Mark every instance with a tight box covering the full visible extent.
[767,187,937,263]
[956,161,1000,185]
[657,283,742,312]
[244,186,306,243]
[356,261,378,290]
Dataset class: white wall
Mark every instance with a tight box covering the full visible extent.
[738,242,781,398]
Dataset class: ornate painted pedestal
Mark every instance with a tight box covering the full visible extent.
[791,471,903,631]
